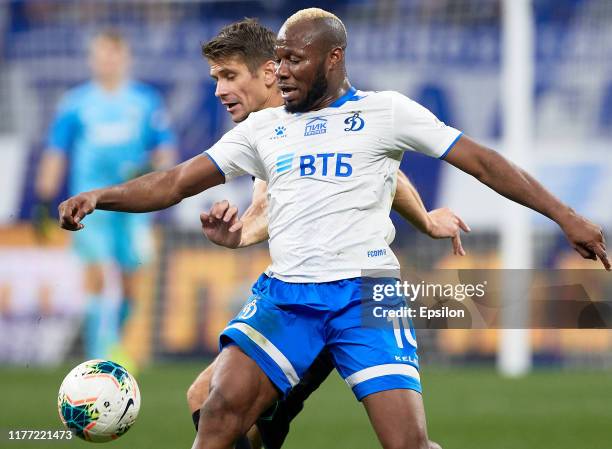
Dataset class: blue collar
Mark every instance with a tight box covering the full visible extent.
[329,86,358,108]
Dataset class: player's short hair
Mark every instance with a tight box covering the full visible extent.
[283,8,347,50]
[92,29,129,49]
[202,19,276,73]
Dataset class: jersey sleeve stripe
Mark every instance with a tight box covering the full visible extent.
[344,363,420,388]
[203,151,226,179]
[438,132,464,160]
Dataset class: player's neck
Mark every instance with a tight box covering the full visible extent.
[97,77,127,93]
[311,79,353,111]
[265,89,284,109]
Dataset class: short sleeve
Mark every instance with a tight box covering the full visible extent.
[390,92,463,159]
[146,92,176,150]
[204,120,267,182]
[47,94,79,153]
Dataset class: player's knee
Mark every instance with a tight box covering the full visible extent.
[410,428,429,449]
[199,385,244,437]
[186,380,201,411]
[186,366,214,411]
[383,425,428,449]
[428,440,443,449]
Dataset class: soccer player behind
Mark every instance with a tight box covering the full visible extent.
[187,19,464,449]
[58,9,610,449]
[36,31,176,364]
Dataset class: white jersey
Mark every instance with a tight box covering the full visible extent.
[206,89,462,282]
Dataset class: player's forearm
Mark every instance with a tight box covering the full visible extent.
[238,202,269,247]
[237,179,270,247]
[391,170,433,234]
[238,219,269,247]
[91,155,224,214]
[60,155,224,231]
[481,153,571,222]
[93,169,183,212]
[446,138,573,225]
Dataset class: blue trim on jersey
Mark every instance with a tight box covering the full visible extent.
[329,87,359,108]
[439,132,464,160]
[352,374,422,401]
[204,151,226,179]
[220,328,293,395]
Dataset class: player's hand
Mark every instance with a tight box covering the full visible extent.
[559,211,610,271]
[426,208,471,256]
[200,200,243,249]
[58,192,97,231]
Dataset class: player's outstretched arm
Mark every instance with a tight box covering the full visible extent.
[58,154,224,231]
[393,170,470,256]
[444,135,611,270]
[201,179,270,249]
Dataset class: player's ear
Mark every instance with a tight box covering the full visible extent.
[262,60,277,87]
[328,47,344,71]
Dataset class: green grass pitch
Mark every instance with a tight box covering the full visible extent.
[1,363,611,449]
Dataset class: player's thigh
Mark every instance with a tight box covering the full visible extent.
[220,275,326,398]
[205,345,279,429]
[362,389,428,449]
[112,213,154,272]
[187,358,218,412]
[327,299,421,401]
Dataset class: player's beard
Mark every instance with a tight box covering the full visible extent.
[285,64,328,113]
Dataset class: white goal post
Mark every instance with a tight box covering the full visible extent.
[497,0,534,377]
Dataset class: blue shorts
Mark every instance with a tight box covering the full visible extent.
[220,274,421,401]
[72,210,153,271]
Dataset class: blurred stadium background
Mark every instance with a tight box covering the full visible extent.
[1,1,612,448]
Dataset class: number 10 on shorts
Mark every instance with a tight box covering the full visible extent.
[387,315,418,349]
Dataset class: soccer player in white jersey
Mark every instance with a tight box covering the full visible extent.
[187,19,464,449]
[58,8,610,449]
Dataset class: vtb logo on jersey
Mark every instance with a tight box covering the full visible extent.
[300,153,352,177]
[275,152,353,177]
[344,112,365,132]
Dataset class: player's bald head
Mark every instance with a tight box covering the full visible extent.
[279,8,347,56]
[275,8,349,113]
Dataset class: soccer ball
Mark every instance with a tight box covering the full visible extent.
[57,359,141,442]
